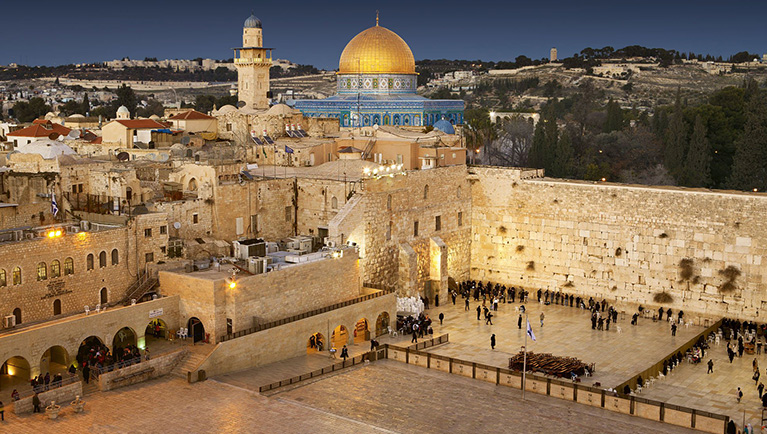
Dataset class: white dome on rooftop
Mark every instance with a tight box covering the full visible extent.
[17,139,77,160]
[117,106,130,114]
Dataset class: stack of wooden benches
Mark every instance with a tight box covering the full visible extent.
[508,352,594,378]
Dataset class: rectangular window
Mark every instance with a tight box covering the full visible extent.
[78,184,83,193]
[144,228,152,238]
[458,212,463,227]
[193,214,199,224]
[285,206,292,222]
[435,215,441,231]
[160,225,167,235]
[413,220,419,237]
[72,185,77,194]
[145,252,154,263]
[236,217,244,236]
[160,246,167,254]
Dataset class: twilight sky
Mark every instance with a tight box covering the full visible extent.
[1,0,765,68]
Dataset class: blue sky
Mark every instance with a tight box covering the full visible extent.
[1,0,764,68]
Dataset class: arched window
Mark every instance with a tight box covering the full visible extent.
[423,185,429,200]
[188,178,198,191]
[99,251,107,268]
[100,287,108,305]
[86,254,94,270]
[111,249,119,265]
[331,196,338,210]
[387,195,392,210]
[37,262,47,281]
[50,260,60,278]
[12,267,21,285]
[457,186,462,199]
[12,307,21,324]
[0,269,5,287]
[53,299,61,316]
[64,257,74,275]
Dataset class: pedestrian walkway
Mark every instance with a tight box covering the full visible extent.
[423,299,701,388]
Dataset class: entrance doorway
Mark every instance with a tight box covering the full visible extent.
[188,317,205,343]
[0,356,30,392]
[354,318,370,344]
[77,336,106,369]
[307,332,325,354]
[145,319,168,350]
[375,312,390,337]
[113,327,137,361]
[331,325,348,349]
[40,346,69,377]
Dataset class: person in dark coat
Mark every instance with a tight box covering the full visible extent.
[340,345,349,361]
[671,323,677,336]
[32,393,41,413]
[465,298,470,311]
[518,314,523,329]
[476,305,481,321]
[707,359,714,374]
[490,334,496,350]
[82,363,90,384]
[439,312,444,325]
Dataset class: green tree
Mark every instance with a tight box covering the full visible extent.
[194,95,216,113]
[114,84,137,116]
[727,92,767,191]
[81,93,90,114]
[12,97,51,122]
[682,115,712,187]
[550,130,574,177]
[604,99,624,133]
[137,99,165,118]
[528,118,546,168]
[664,89,688,178]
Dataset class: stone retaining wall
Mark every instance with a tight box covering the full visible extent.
[99,349,187,391]
[13,381,83,415]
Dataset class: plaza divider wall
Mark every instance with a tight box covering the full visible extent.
[385,340,728,434]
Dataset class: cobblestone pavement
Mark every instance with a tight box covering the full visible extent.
[641,337,767,429]
[276,361,695,434]
[424,299,702,387]
[2,361,695,433]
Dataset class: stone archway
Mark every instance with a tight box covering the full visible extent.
[375,312,390,337]
[113,327,137,361]
[307,332,325,354]
[187,317,205,343]
[40,345,69,377]
[353,318,370,344]
[1,355,31,393]
[331,325,349,349]
[77,336,106,369]
[145,319,168,351]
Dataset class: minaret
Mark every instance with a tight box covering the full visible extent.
[234,13,272,109]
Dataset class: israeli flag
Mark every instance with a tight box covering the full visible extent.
[526,319,536,342]
[284,145,294,154]
[51,191,59,217]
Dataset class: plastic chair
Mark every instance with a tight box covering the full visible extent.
[387,326,397,337]
[715,336,721,345]
[616,326,622,334]
[84,305,90,315]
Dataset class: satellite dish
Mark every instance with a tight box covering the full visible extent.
[116,152,129,161]
[237,101,247,108]
[158,153,169,162]
[173,222,181,229]
[48,132,60,140]
[146,153,156,161]
[67,129,80,140]
[180,136,191,145]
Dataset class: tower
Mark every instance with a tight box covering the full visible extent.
[550,47,558,62]
[234,13,272,109]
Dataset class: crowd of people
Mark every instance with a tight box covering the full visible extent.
[76,340,145,384]
[397,312,433,343]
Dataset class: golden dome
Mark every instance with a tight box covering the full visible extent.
[338,25,416,75]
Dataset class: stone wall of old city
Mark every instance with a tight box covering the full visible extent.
[470,166,767,320]
[343,165,472,296]
[158,250,361,340]
[213,178,296,242]
[296,178,347,237]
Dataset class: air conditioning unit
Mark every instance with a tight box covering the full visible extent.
[69,226,80,233]
[25,233,34,240]
[80,220,90,231]
[248,257,269,274]
[13,230,23,241]
[3,315,15,328]
[326,241,336,248]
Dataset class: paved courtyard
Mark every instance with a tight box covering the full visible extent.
[3,361,695,434]
[642,336,767,429]
[423,299,702,388]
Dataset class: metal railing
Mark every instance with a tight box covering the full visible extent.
[13,374,81,402]
[121,272,158,305]
[258,353,373,393]
[219,289,393,342]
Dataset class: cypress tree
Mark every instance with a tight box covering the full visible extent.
[604,99,623,133]
[683,115,712,187]
[550,130,574,178]
[664,89,688,179]
[728,93,767,191]
[528,119,546,168]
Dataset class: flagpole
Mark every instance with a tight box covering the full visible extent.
[522,311,528,400]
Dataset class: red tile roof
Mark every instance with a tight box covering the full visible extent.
[113,119,168,129]
[168,110,215,120]
[8,122,72,138]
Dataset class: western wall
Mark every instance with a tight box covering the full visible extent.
[470,166,767,320]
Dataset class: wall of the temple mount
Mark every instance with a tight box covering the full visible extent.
[470,166,767,321]
[347,165,472,296]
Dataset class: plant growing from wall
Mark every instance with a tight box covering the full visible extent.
[516,245,525,252]
[526,261,535,271]
[718,265,742,294]
[653,291,674,303]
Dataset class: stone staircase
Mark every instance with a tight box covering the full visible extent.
[170,344,214,379]
[81,379,99,396]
